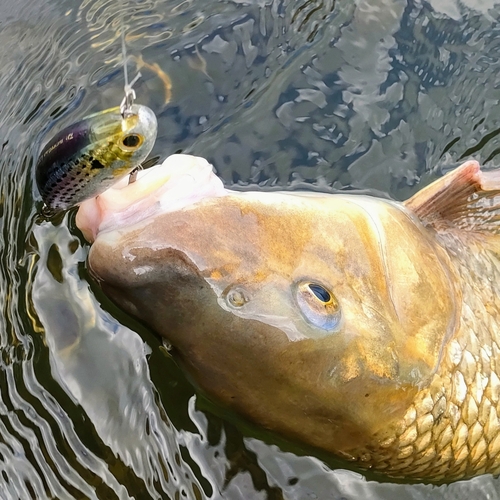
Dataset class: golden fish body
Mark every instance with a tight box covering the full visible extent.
[376,167,500,481]
[75,156,500,482]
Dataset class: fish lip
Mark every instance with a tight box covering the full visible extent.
[76,154,227,243]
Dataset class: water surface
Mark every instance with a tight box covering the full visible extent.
[2,0,500,498]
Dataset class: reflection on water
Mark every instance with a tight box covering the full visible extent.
[33,220,206,498]
[2,0,500,498]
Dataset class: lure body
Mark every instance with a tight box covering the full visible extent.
[36,104,157,210]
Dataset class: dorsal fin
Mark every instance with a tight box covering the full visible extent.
[404,160,500,236]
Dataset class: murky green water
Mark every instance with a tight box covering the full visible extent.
[2,0,500,498]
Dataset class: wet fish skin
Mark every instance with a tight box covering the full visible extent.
[36,104,157,211]
[76,156,500,482]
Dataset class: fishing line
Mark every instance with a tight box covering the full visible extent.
[120,6,141,118]
[121,11,129,90]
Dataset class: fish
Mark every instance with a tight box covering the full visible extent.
[75,154,500,482]
[35,104,157,211]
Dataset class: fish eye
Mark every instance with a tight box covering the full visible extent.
[308,284,331,303]
[121,134,143,149]
[294,281,341,331]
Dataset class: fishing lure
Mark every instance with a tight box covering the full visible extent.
[36,101,157,211]
[36,16,158,212]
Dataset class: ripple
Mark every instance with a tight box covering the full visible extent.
[2,0,500,498]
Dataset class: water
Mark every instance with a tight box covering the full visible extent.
[2,0,500,498]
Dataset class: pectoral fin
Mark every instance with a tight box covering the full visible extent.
[405,160,500,237]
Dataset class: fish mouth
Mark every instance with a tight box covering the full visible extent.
[76,154,227,243]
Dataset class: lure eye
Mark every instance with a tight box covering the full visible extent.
[295,281,341,331]
[121,134,143,149]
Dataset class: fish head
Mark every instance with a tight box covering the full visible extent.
[76,155,459,452]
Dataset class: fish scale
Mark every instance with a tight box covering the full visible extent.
[357,240,500,481]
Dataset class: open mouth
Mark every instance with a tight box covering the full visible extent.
[76,154,227,242]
